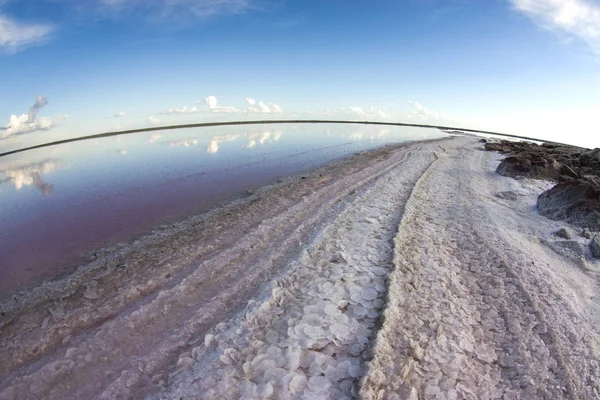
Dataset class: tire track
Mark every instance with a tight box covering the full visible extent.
[149,138,439,399]
[360,139,600,399]
[0,140,446,399]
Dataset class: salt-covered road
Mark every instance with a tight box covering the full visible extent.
[362,139,600,399]
[1,137,599,399]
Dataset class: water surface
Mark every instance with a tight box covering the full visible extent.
[0,123,444,297]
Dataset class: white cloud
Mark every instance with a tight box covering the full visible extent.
[244,97,283,114]
[182,0,252,17]
[114,111,126,117]
[345,106,389,119]
[28,95,48,121]
[148,116,161,124]
[159,105,200,115]
[158,96,284,117]
[204,95,238,113]
[407,101,440,120]
[406,101,462,125]
[509,0,600,52]
[0,14,53,52]
[2,96,67,138]
[98,0,254,18]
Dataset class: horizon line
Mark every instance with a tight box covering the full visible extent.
[0,119,570,158]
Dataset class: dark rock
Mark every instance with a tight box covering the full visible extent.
[561,164,579,179]
[591,235,600,258]
[582,175,600,186]
[485,142,513,153]
[537,180,600,231]
[581,148,600,164]
[486,139,598,182]
[554,228,571,239]
[486,140,600,229]
[542,142,560,149]
[496,156,562,181]
[496,156,531,178]
[559,175,575,182]
[582,228,593,239]
[478,138,488,143]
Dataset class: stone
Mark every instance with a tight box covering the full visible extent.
[554,228,570,239]
[591,235,600,258]
[496,156,531,178]
[582,228,592,239]
[537,180,600,231]
[496,156,562,181]
[581,148,600,164]
[484,140,600,184]
[561,164,579,179]
[485,141,516,153]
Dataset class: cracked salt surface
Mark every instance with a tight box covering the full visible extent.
[361,140,600,399]
[2,137,599,399]
[152,148,437,399]
[0,139,439,400]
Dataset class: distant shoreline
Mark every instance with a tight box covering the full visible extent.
[0,119,577,158]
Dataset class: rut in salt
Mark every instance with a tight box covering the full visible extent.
[3,137,597,400]
[152,144,439,399]
[361,140,600,399]
[0,139,444,400]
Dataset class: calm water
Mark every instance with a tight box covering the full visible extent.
[0,123,444,296]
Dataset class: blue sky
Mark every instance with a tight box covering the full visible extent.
[1,0,599,149]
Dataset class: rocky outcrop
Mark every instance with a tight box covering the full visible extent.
[486,140,600,229]
[496,156,564,181]
[486,140,599,182]
[537,180,600,231]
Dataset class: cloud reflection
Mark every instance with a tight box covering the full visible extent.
[169,139,199,148]
[246,129,283,149]
[1,159,60,196]
[207,129,284,152]
[207,133,239,153]
[148,133,162,143]
[348,128,390,141]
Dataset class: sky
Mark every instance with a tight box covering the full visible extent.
[1,0,599,149]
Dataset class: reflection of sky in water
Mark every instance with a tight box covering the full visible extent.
[0,124,444,204]
[0,124,444,294]
[0,123,445,236]
[1,159,62,196]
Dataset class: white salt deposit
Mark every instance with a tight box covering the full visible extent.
[3,137,599,400]
[360,140,600,399]
[150,143,437,399]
